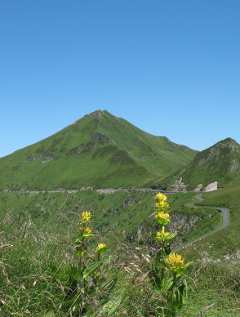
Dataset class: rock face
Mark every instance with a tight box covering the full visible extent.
[170,177,187,192]
[203,181,218,192]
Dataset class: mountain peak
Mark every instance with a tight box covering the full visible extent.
[85,110,106,121]
[218,137,238,146]
[0,110,195,189]
[85,109,116,122]
[89,109,106,118]
[74,110,110,125]
[214,137,239,151]
[181,137,240,188]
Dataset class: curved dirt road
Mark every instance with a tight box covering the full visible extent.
[180,194,230,250]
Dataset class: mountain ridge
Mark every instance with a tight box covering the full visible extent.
[179,137,240,188]
[0,110,196,189]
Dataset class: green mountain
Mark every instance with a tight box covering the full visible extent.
[181,138,240,188]
[0,110,196,189]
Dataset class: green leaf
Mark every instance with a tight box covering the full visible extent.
[160,277,174,291]
[83,261,101,279]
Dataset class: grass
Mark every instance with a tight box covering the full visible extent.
[181,138,240,189]
[0,111,196,189]
[0,189,225,316]
[170,192,221,243]
[178,185,240,316]
[183,185,240,258]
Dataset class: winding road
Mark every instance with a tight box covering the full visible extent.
[180,194,230,250]
[1,188,230,248]
[0,187,176,195]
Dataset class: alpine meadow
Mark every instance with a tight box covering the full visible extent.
[1,110,240,316]
[1,1,240,316]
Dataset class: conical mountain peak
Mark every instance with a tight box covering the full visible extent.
[0,111,195,189]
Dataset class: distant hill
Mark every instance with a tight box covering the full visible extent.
[0,110,196,189]
[180,138,240,189]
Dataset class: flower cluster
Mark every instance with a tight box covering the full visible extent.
[80,210,92,223]
[154,193,172,241]
[165,252,186,273]
[96,243,107,254]
[155,193,170,211]
[82,226,93,238]
[69,210,109,315]
[154,192,187,273]
[76,210,108,256]
[151,192,190,315]
[155,211,170,226]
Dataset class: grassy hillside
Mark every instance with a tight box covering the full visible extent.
[0,110,196,189]
[180,138,240,189]
[181,185,240,316]
[0,190,220,316]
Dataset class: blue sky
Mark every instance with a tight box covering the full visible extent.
[1,0,240,157]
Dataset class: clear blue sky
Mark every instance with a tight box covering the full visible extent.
[1,0,240,157]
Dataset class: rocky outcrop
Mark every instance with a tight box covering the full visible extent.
[203,181,218,192]
[169,177,187,192]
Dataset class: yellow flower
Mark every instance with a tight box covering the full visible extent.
[80,210,92,223]
[156,227,176,242]
[155,200,170,211]
[82,227,93,238]
[155,212,170,225]
[165,252,186,273]
[96,243,107,254]
[155,192,167,203]
[155,193,170,213]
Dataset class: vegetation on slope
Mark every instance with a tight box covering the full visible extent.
[181,186,240,316]
[180,138,240,189]
[0,190,223,316]
[0,110,196,189]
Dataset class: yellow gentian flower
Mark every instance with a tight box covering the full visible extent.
[155,200,170,211]
[155,192,167,203]
[96,243,107,254]
[82,227,93,238]
[80,210,92,223]
[155,212,170,225]
[165,252,186,273]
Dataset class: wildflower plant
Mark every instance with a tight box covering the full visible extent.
[64,210,109,316]
[150,193,190,317]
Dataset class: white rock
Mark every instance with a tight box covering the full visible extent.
[203,181,218,192]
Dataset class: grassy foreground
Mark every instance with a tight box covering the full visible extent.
[181,186,240,316]
[0,189,238,316]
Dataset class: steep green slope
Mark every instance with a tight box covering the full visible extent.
[180,138,240,189]
[0,110,195,189]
